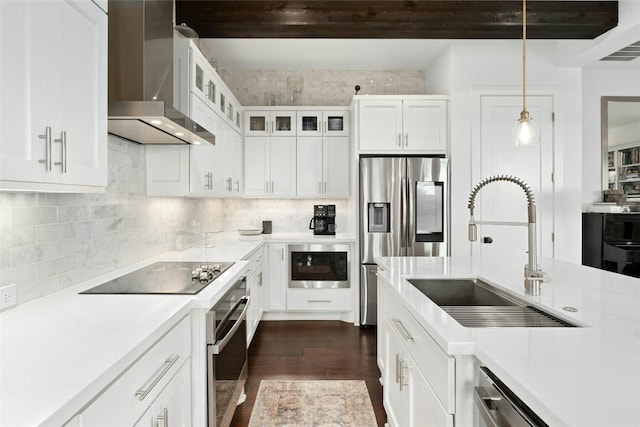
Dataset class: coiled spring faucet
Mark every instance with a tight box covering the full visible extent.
[467,175,546,295]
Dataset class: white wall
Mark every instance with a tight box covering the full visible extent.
[430,40,584,263]
[582,68,640,208]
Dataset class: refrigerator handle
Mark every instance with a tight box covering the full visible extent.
[400,174,408,256]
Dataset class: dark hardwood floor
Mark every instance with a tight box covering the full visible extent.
[231,320,386,426]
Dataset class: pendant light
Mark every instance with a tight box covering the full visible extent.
[513,0,540,146]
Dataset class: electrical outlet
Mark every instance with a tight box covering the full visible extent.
[0,284,17,310]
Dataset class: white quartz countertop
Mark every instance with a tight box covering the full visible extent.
[0,230,356,426]
[375,255,640,427]
[0,237,263,426]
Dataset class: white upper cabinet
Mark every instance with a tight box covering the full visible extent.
[296,110,349,137]
[296,136,349,198]
[244,110,297,137]
[244,136,296,197]
[0,0,107,192]
[357,97,448,154]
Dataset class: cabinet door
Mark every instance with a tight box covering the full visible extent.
[0,1,46,183]
[266,244,287,311]
[1,0,107,188]
[270,111,297,136]
[358,100,403,152]
[244,137,270,196]
[189,143,216,195]
[296,137,323,197]
[245,111,270,136]
[146,146,189,197]
[233,129,243,195]
[384,318,410,427]
[323,137,350,198]
[323,110,349,137]
[55,0,107,186]
[297,111,323,136]
[269,137,297,197]
[402,100,447,153]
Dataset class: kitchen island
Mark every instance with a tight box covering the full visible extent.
[376,255,640,426]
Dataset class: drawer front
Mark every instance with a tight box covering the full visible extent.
[380,282,455,413]
[80,316,191,426]
[286,288,352,311]
[242,246,264,275]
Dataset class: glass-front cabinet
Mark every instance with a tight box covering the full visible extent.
[244,110,296,136]
[296,110,349,137]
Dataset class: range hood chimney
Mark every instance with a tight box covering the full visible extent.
[108,0,215,145]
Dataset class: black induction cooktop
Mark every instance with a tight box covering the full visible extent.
[80,261,235,295]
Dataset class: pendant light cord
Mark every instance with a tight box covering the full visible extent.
[522,0,527,112]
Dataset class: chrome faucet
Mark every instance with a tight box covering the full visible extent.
[467,175,546,295]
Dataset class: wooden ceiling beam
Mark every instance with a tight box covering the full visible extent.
[175,1,618,40]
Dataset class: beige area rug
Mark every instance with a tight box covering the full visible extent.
[248,380,378,427]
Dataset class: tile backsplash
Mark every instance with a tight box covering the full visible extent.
[0,136,223,306]
[0,136,354,307]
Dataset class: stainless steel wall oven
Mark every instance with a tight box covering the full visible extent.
[206,277,249,427]
[289,244,350,288]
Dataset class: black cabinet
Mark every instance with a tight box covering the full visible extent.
[582,212,640,278]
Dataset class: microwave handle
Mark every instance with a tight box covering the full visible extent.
[212,295,250,354]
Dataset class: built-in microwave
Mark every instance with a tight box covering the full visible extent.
[289,244,350,288]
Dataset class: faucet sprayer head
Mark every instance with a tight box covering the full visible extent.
[468,220,477,242]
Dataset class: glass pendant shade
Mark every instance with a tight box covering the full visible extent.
[513,109,540,146]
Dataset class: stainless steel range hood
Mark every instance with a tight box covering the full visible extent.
[108,0,215,145]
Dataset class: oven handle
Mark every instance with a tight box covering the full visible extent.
[212,295,250,355]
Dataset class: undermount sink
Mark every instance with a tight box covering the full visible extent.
[407,278,578,328]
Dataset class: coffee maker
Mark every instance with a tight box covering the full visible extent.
[309,204,336,235]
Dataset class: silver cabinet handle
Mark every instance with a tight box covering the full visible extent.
[271,121,274,134]
[405,133,409,147]
[228,177,233,192]
[395,353,401,384]
[399,357,408,391]
[271,181,274,193]
[155,408,169,427]
[135,355,179,401]
[397,133,402,147]
[258,271,263,286]
[204,173,210,189]
[38,126,52,171]
[281,248,284,261]
[392,318,414,342]
[324,121,327,134]
[53,131,67,173]
[234,179,240,192]
[307,300,331,303]
[323,181,327,193]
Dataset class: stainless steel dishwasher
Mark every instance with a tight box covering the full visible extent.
[474,367,548,427]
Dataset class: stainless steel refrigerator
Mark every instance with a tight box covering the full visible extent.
[359,157,449,325]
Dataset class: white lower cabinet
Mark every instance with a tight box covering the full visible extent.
[379,277,454,426]
[133,360,192,427]
[244,246,264,345]
[383,316,452,427]
[265,243,287,311]
[286,288,352,311]
[78,316,191,426]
